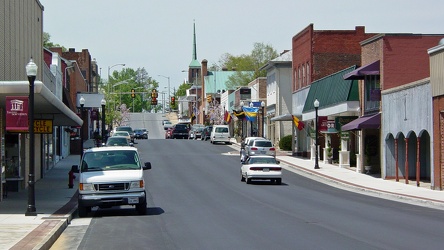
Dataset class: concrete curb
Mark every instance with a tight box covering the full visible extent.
[278,158,444,210]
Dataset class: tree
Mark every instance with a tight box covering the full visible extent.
[43,32,66,51]
[102,66,159,126]
[216,42,278,89]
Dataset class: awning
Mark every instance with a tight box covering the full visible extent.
[270,113,293,122]
[0,81,83,126]
[343,60,380,80]
[341,113,380,131]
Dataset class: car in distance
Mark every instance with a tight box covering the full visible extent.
[73,146,152,217]
[245,139,276,158]
[113,131,131,143]
[134,128,148,139]
[105,136,133,147]
[240,155,282,185]
[201,126,213,141]
[115,126,135,142]
[171,123,189,139]
[188,126,204,140]
[163,121,173,130]
[241,137,264,162]
[165,127,173,139]
[210,125,231,144]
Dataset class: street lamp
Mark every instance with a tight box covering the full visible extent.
[158,75,170,110]
[25,58,37,216]
[101,98,106,144]
[79,95,85,161]
[249,102,254,137]
[261,101,265,138]
[314,98,320,169]
[107,63,125,94]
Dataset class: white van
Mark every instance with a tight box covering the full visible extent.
[210,125,231,144]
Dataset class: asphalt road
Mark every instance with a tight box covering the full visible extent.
[52,113,444,249]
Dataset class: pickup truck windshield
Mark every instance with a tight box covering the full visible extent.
[81,150,140,172]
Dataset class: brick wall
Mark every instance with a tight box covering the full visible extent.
[292,24,375,93]
[433,96,444,190]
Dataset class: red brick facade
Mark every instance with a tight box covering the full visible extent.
[292,24,375,92]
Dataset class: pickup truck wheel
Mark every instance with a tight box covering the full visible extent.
[246,177,251,184]
[136,202,147,215]
[240,172,245,182]
[78,205,88,217]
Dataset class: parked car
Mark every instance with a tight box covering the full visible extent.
[134,128,148,139]
[165,127,173,139]
[141,128,148,139]
[240,137,264,162]
[210,125,231,144]
[112,131,131,143]
[188,126,204,140]
[240,155,282,185]
[171,123,189,139]
[245,139,276,158]
[105,136,133,147]
[115,126,135,142]
[163,121,173,130]
[201,126,213,141]
[73,146,152,217]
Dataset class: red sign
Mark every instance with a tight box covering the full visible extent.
[6,96,28,132]
[318,116,328,131]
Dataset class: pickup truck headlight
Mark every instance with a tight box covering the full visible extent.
[130,180,144,189]
[79,183,94,191]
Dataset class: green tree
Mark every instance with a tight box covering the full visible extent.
[43,32,66,51]
[217,42,278,89]
[103,67,159,126]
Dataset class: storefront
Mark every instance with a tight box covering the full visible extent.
[0,80,82,198]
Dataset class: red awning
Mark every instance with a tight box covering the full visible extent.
[343,61,380,80]
[341,113,381,131]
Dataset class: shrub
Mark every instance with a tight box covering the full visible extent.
[279,135,292,151]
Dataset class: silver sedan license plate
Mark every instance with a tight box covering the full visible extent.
[128,197,139,204]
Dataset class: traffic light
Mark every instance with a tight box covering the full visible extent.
[151,89,158,105]
[131,88,135,98]
[171,96,175,106]
[206,95,212,103]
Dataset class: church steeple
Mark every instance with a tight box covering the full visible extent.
[188,20,201,84]
[189,21,200,68]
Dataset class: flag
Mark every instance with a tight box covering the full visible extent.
[224,110,232,124]
[242,107,259,121]
[292,115,305,130]
[233,109,245,119]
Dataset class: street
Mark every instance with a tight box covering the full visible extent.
[52,113,444,249]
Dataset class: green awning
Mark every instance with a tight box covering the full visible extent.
[303,66,359,113]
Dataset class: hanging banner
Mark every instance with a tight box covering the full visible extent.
[242,107,259,122]
[6,96,28,132]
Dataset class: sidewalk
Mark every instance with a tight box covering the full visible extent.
[2,139,444,249]
[0,140,94,250]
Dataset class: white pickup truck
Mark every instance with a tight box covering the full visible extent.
[73,146,152,217]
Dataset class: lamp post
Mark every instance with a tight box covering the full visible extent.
[25,58,38,216]
[101,98,106,144]
[107,64,125,93]
[79,95,85,161]
[249,102,254,137]
[314,99,320,169]
[158,75,170,111]
[261,101,265,138]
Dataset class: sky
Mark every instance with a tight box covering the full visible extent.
[41,0,444,92]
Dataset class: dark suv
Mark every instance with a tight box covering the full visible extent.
[116,126,135,142]
[172,124,189,139]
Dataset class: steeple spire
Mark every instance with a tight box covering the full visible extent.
[192,20,197,61]
[189,20,200,68]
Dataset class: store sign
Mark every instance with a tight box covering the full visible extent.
[34,120,53,134]
[6,96,28,132]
